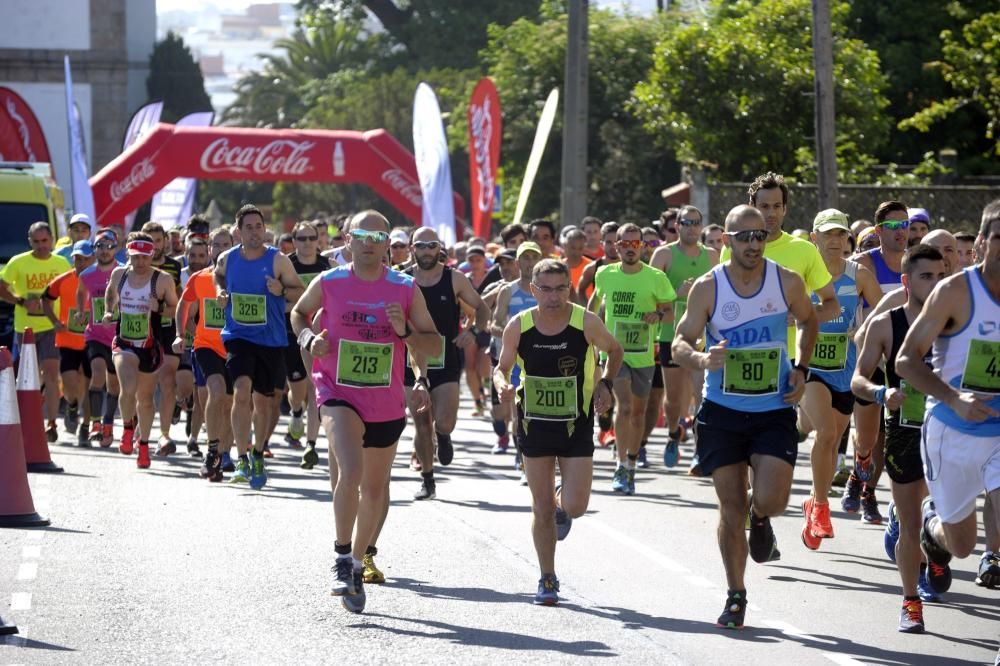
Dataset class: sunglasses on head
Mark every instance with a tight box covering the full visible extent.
[725,229,769,243]
[617,239,644,250]
[295,235,318,242]
[350,229,390,244]
[413,240,442,250]
[678,218,702,227]
[879,219,910,231]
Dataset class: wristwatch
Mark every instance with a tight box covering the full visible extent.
[792,363,810,380]
[398,323,412,339]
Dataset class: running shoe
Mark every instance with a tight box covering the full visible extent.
[716,590,747,629]
[471,401,485,418]
[626,467,636,496]
[229,457,250,484]
[917,564,940,602]
[920,497,953,567]
[288,412,305,441]
[611,466,629,494]
[801,497,822,551]
[342,569,366,613]
[534,574,560,606]
[748,514,780,563]
[187,439,202,458]
[555,506,572,541]
[687,454,703,477]
[492,433,509,454]
[248,452,268,490]
[100,423,114,448]
[155,436,176,457]
[861,489,882,524]
[884,501,900,563]
[46,424,58,444]
[283,432,303,449]
[811,500,834,539]
[898,599,925,633]
[637,444,648,468]
[136,442,151,469]
[64,403,79,433]
[841,473,862,513]
[301,444,319,470]
[831,462,851,488]
[977,552,1000,589]
[362,552,385,584]
[331,556,355,596]
[437,432,454,466]
[663,434,680,468]
[261,443,274,459]
[414,479,436,500]
[89,421,102,443]
[855,454,873,483]
[77,422,91,447]
[409,453,422,471]
[120,423,135,455]
[598,428,616,448]
[171,402,182,425]
[200,449,222,481]
[221,452,235,472]
[519,467,528,486]
[926,559,952,594]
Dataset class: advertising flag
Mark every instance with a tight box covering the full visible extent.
[64,55,95,223]
[149,111,214,229]
[0,87,52,165]
[512,88,558,227]
[467,78,501,240]
[121,100,164,230]
[413,82,457,247]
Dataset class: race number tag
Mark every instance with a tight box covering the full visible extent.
[960,338,1000,395]
[231,293,266,326]
[67,308,87,334]
[615,321,650,354]
[723,347,781,396]
[120,311,149,342]
[337,340,394,388]
[427,335,446,370]
[523,375,578,421]
[809,332,848,371]
[899,380,926,428]
[203,298,225,330]
[24,294,44,316]
[300,273,319,287]
[92,297,106,323]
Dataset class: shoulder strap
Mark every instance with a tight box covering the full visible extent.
[518,308,535,334]
[117,267,130,295]
[569,303,585,330]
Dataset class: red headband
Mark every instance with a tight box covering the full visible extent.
[127,240,154,256]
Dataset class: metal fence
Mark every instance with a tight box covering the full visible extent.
[706,183,1000,234]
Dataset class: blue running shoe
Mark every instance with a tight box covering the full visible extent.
[637,445,648,468]
[331,556,355,596]
[229,457,250,484]
[626,467,636,496]
[248,452,268,490]
[917,564,940,602]
[841,473,862,513]
[884,501,900,563]
[534,574,560,605]
[221,452,235,472]
[611,466,628,493]
[342,569,366,613]
[663,438,679,468]
[555,507,572,541]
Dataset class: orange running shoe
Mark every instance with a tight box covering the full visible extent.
[101,424,114,448]
[801,497,822,550]
[598,428,616,448]
[136,442,151,469]
[811,500,835,539]
[120,421,135,455]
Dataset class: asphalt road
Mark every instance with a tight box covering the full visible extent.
[2,391,998,665]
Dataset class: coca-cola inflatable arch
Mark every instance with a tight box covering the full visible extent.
[90,123,464,227]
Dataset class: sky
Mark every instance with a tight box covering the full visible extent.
[157,0,659,15]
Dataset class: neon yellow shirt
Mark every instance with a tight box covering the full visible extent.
[1,251,71,333]
[593,262,676,368]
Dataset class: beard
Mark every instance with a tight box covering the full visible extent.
[415,255,438,270]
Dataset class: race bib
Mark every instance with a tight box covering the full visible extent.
[300,272,319,287]
[161,316,174,326]
[67,308,87,334]
[523,375,578,421]
[24,294,44,316]
[120,311,149,342]
[427,335,446,370]
[92,297,106,323]
[899,380,926,428]
[960,338,1000,395]
[231,293,266,326]
[723,347,781,396]
[809,332,849,371]
[203,298,225,330]
[615,320,650,354]
[337,340,394,388]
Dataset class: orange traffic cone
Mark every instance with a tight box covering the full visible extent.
[16,328,62,473]
[0,346,49,528]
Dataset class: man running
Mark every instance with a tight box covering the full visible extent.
[650,205,718,467]
[482,248,520,455]
[290,209,440,614]
[214,205,304,490]
[672,205,818,629]
[589,223,675,495]
[177,238,211,456]
[494,259,622,605]
[576,221,620,313]
[562,229,592,304]
[799,210,881,550]
[852,244,947,632]
[103,233,178,469]
[581,216,604,260]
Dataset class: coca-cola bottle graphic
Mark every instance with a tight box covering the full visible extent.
[333,141,345,176]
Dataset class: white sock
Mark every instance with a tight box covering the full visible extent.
[353,557,364,571]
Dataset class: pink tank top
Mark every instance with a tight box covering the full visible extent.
[80,264,119,347]
[313,266,415,422]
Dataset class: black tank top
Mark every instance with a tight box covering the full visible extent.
[886,306,930,429]
[286,252,331,334]
[407,265,461,370]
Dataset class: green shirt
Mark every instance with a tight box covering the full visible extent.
[660,243,713,341]
[593,262,676,368]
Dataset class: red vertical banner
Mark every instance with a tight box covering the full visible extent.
[467,78,501,240]
[0,87,52,166]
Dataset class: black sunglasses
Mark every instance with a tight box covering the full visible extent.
[725,229,768,243]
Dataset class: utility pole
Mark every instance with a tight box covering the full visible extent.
[560,0,588,229]
[812,0,838,209]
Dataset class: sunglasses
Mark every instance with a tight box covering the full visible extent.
[532,283,570,294]
[94,242,116,250]
[725,229,769,243]
[617,239,644,250]
[644,239,662,248]
[413,240,442,250]
[390,243,408,249]
[879,219,910,231]
[350,229,390,244]
[295,235,318,242]
[678,218,702,227]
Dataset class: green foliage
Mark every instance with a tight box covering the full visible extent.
[146,31,213,123]
[632,0,890,183]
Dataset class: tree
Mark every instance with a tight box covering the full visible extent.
[146,31,213,123]
[631,0,890,183]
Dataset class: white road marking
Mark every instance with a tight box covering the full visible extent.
[16,563,37,581]
[21,546,40,559]
[761,619,836,645]
[822,653,869,665]
[585,518,689,573]
[10,593,31,611]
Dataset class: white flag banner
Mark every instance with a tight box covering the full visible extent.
[63,55,95,224]
[149,111,214,229]
[412,82,456,247]
[121,100,164,230]
[513,87,558,227]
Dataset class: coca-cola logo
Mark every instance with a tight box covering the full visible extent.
[199,138,314,176]
[110,158,155,202]
[469,98,495,214]
[381,168,423,208]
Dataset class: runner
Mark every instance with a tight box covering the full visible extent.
[494,259,622,605]
[907,207,931,246]
[589,223,675,495]
[290,209,440,614]
[482,248,520,456]
[672,205,818,629]
[175,229,235,482]
[563,229,592,306]
[852,244,948,632]
[529,220,560,258]
[576,221,620,312]
[177,238,211,456]
[0,221,71,442]
[896,201,1000,621]
[462,245,491,417]
[798,210,881,550]
[41,240,95,446]
[214,205,304,489]
[581,216,604,260]
[650,205,718,468]
[477,223,527,295]
[102,232,178,469]
[76,229,122,447]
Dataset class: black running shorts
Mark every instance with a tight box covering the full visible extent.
[695,400,797,475]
